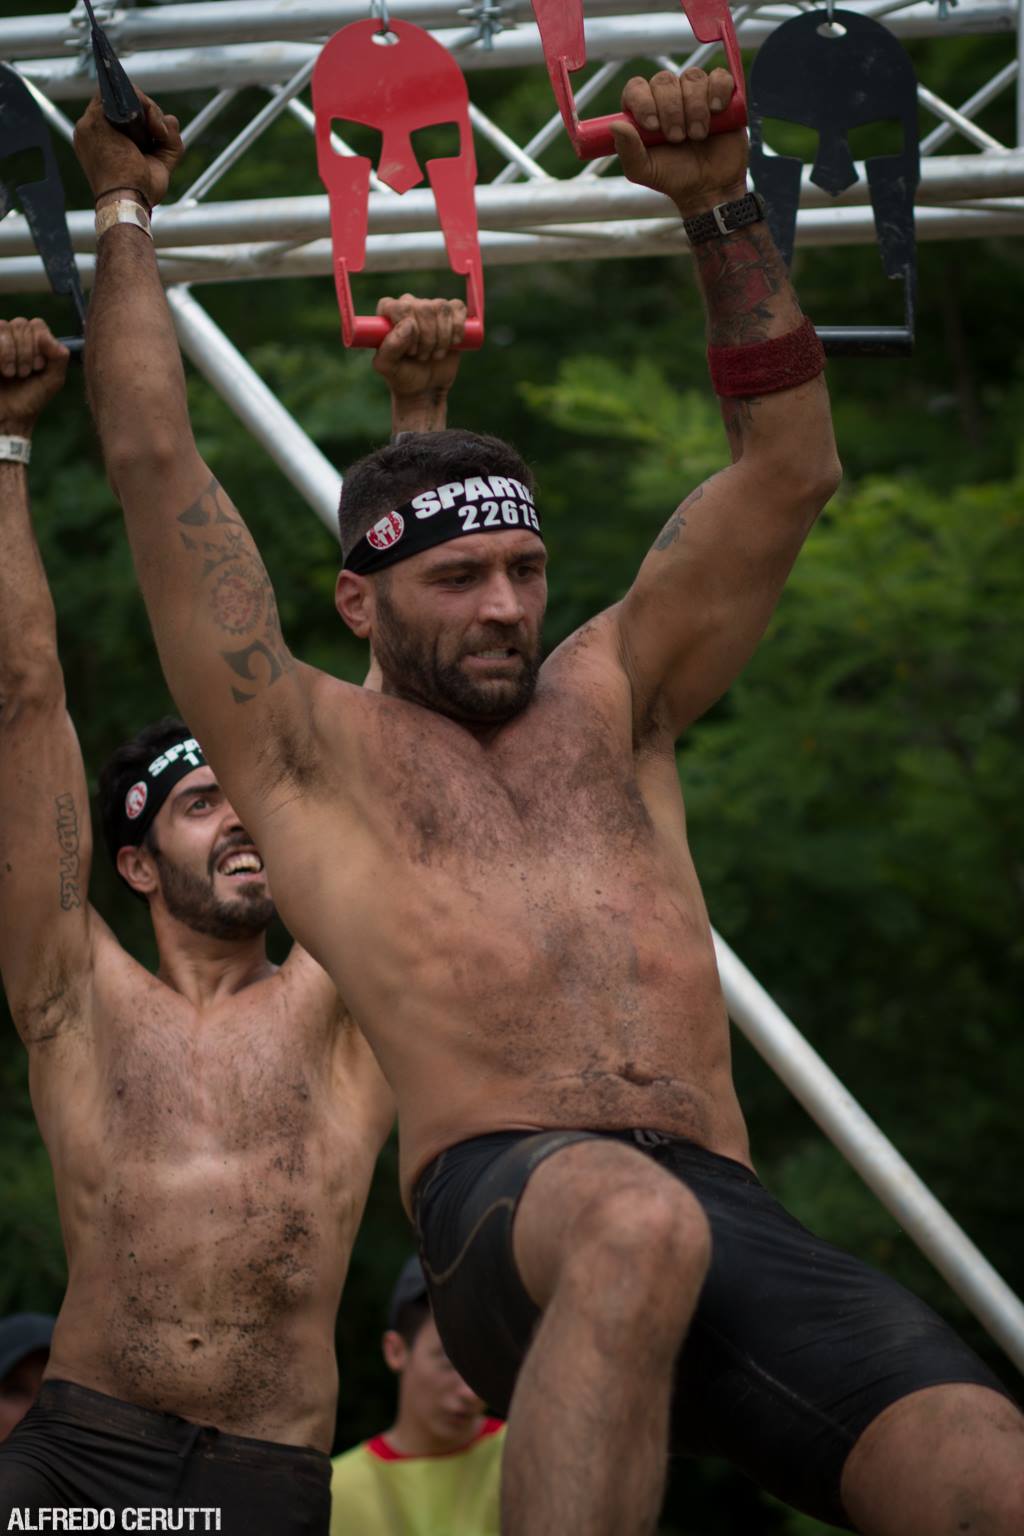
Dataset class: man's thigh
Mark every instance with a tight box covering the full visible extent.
[840,1382,1024,1535]
[657,1141,1015,1529]
[414,1128,689,1415]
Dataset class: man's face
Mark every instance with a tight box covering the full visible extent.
[0,1350,48,1442]
[391,1316,487,1449]
[369,532,547,724]
[146,768,275,940]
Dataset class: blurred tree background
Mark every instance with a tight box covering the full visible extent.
[1,7,1022,1532]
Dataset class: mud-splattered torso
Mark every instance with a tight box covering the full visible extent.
[261,616,750,1207]
[20,948,388,1450]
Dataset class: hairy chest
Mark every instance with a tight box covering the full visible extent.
[363,695,655,872]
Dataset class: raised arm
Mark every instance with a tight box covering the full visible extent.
[373,293,467,437]
[0,318,97,1037]
[611,69,842,739]
[74,93,322,831]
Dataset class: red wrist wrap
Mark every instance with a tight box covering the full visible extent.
[708,317,825,399]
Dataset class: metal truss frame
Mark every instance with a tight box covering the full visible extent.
[3,2,1023,1375]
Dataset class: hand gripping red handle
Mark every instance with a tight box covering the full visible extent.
[348,316,485,348]
[531,0,747,160]
[312,19,484,350]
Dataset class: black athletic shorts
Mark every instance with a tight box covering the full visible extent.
[413,1128,1012,1530]
[0,1380,331,1536]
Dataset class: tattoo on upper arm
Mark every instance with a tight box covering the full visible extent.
[653,486,705,553]
[55,793,82,912]
[176,476,294,705]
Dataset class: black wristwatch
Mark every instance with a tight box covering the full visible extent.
[683,191,766,246]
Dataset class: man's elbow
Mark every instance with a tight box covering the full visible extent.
[103,430,181,500]
[0,658,67,725]
[803,449,843,515]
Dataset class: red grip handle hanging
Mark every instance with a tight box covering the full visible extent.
[350,316,485,349]
[531,0,747,161]
[313,20,485,351]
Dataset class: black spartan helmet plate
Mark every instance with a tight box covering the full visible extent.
[749,9,920,279]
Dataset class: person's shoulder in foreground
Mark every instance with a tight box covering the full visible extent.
[330,1258,503,1536]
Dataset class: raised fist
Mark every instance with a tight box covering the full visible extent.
[611,68,748,216]
[74,90,183,208]
[0,318,69,436]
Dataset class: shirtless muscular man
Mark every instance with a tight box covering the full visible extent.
[0,299,467,1529]
[76,71,1023,1536]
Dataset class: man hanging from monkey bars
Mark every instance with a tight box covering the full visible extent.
[0,297,467,1530]
[76,61,1023,1536]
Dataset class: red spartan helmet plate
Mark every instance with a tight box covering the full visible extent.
[313,20,483,347]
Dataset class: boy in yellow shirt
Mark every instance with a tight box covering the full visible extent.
[331,1259,503,1536]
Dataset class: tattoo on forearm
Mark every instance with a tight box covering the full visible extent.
[720,396,761,460]
[653,486,705,552]
[693,226,791,347]
[176,476,294,705]
[55,793,82,911]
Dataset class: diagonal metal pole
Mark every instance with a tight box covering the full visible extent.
[917,83,1009,152]
[713,928,1024,1374]
[15,70,77,144]
[920,62,1018,155]
[175,56,318,205]
[493,60,622,185]
[166,284,342,535]
[180,87,240,149]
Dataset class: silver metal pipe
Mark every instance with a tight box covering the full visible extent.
[468,102,554,182]
[1,0,681,58]
[492,61,621,185]
[14,72,77,144]
[180,87,240,149]
[918,83,1009,153]
[17,4,1018,97]
[4,201,1021,293]
[165,285,342,535]
[920,62,1018,156]
[713,930,1024,1373]
[3,152,1021,257]
[1018,0,1024,145]
[2,0,1011,58]
[174,58,317,205]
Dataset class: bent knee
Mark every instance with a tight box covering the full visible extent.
[566,1174,711,1313]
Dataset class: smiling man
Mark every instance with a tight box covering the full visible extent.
[0,303,460,1530]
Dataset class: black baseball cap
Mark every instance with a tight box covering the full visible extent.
[0,1314,54,1379]
[386,1257,429,1332]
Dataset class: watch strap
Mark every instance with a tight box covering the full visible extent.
[0,435,31,465]
[684,191,766,246]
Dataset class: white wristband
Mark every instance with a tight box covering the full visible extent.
[95,200,153,242]
[0,435,31,465]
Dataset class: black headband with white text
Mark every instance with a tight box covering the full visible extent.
[113,735,207,853]
[343,475,542,576]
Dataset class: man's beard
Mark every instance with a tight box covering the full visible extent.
[374,579,541,724]
[152,846,275,941]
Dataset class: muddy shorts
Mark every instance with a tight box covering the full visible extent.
[0,1380,331,1535]
[413,1128,1012,1529]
